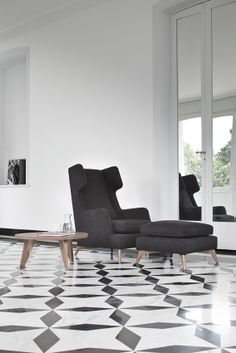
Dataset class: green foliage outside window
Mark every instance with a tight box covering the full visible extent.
[184,138,231,187]
[184,143,202,184]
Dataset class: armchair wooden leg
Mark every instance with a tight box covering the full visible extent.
[75,246,80,257]
[136,250,146,265]
[180,254,187,271]
[110,248,113,260]
[209,249,219,266]
[118,249,122,264]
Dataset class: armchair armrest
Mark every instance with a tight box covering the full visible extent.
[76,208,113,246]
[213,206,227,215]
[118,207,150,220]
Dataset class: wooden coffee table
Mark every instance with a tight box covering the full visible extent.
[15,232,88,270]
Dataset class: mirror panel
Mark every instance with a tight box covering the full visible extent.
[212,2,236,221]
[177,13,202,221]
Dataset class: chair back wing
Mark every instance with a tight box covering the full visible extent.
[102,166,123,215]
[68,164,86,224]
[179,173,201,220]
[179,173,195,209]
[182,174,200,207]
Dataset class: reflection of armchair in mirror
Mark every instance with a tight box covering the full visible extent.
[179,173,235,222]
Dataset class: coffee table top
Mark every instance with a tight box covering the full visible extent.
[15,232,88,241]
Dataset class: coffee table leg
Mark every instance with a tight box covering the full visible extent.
[75,246,80,257]
[59,240,68,270]
[20,240,35,269]
[67,240,74,263]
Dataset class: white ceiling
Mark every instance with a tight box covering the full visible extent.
[0,0,235,103]
[0,0,80,34]
[0,0,108,40]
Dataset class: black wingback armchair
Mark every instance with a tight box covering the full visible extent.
[68,164,150,262]
[179,173,235,221]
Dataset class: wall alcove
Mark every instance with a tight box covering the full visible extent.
[0,47,29,186]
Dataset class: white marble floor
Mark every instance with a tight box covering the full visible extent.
[0,238,236,353]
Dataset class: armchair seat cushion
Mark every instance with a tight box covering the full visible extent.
[112,219,149,234]
[111,233,139,249]
[140,220,213,238]
[213,214,235,222]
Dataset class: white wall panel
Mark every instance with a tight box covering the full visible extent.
[0,0,155,230]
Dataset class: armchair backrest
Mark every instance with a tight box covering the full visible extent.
[68,164,123,220]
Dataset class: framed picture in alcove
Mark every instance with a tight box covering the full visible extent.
[7,159,26,185]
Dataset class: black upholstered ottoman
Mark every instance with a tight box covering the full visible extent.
[136,220,218,270]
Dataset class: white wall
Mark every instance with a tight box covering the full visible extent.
[0,0,156,230]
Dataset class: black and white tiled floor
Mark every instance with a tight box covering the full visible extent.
[0,238,236,353]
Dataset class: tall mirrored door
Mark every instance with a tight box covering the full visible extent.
[175,0,236,233]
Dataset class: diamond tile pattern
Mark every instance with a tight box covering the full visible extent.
[116,327,141,350]
[0,238,236,353]
[34,328,60,352]
[110,309,131,325]
[45,297,63,309]
[40,311,62,327]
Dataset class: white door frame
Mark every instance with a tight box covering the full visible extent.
[153,0,236,250]
[152,0,207,220]
[172,4,210,222]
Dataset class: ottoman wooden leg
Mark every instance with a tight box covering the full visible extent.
[180,254,187,271]
[136,250,146,264]
[118,249,122,264]
[209,249,219,266]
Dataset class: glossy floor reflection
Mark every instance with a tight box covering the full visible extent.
[0,238,236,353]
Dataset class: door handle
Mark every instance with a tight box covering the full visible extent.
[195,151,206,154]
